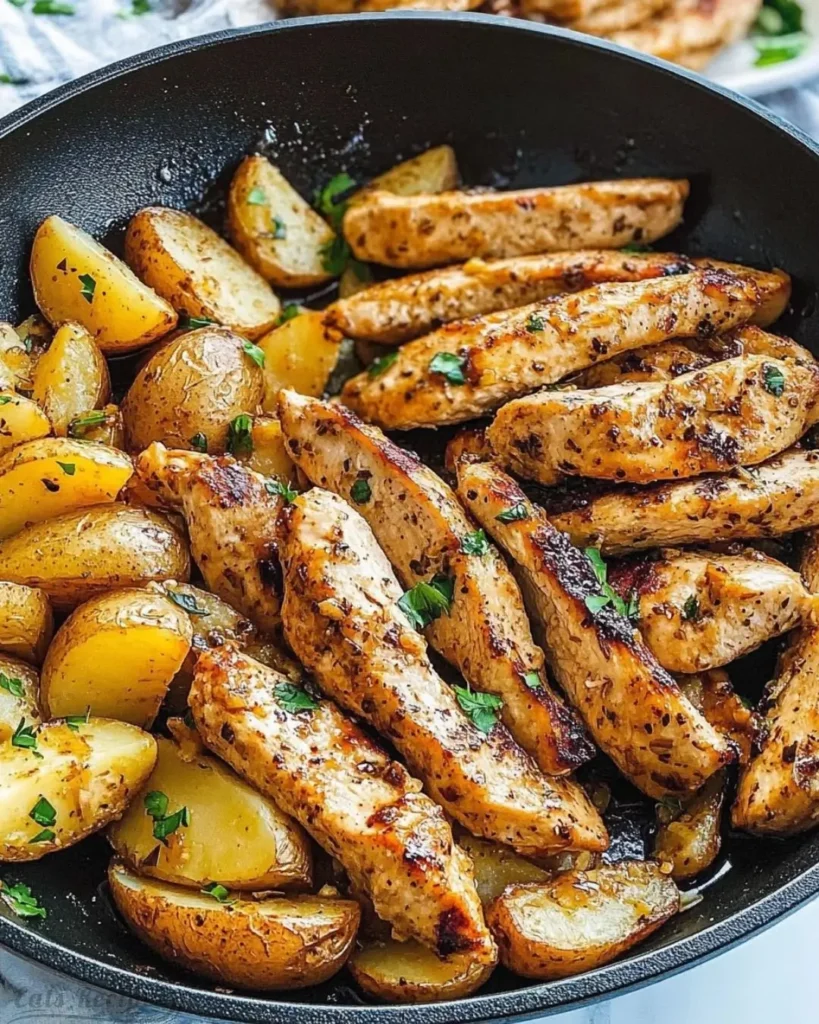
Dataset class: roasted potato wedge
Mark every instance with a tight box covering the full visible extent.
[31,322,110,436]
[238,415,298,482]
[0,503,190,609]
[109,860,360,990]
[457,834,554,905]
[0,583,53,665]
[0,654,40,741]
[0,720,156,861]
[0,322,36,391]
[350,144,460,206]
[67,404,125,449]
[108,736,312,890]
[227,156,335,288]
[350,939,494,1004]
[654,770,727,881]
[41,589,192,727]
[30,216,177,354]
[0,390,52,451]
[486,862,679,979]
[0,438,132,540]
[258,310,341,405]
[120,326,264,454]
[124,207,281,340]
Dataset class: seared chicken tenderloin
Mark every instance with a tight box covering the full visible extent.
[189,644,495,960]
[489,355,819,486]
[552,450,819,555]
[280,488,607,856]
[733,533,819,834]
[608,548,818,674]
[342,179,689,269]
[341,268,789,430]
[456,460,734,798]
[134,443,283,632]
[677,670,758,765]
[277,391,592,776]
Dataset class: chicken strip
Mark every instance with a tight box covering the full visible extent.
[280,488,607,855]
[568,0,670,33]
[733,533,819,834]
[610,0,761,62]
[134,443,284,631]
[608,548,818,674]
[552,450,819,555]
[489,354,819,486]
[189,644,494,959]
[677,670,757,765]
[341,268,789,430]
[342,179,689,270]
[456,460,733,798]
[277,391,592,776]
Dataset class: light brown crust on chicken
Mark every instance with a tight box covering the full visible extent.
[189,644,494,959]
[456,461,733,798]
[341,268,788,430]
[277,391,593,777]
[676,670,758,765]
[490,355,819,486]
[280,488,607,856]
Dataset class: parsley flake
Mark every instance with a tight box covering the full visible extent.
[247,186,267,205]
[429,351,466,385]
[525,313,545,333]
[11,719,40,756]
[265,477,298,503]
[276,304,301,327]
[582,547,639,621]
[242,340,266,368]
[0,673,24,698]
[495,502,528,523]
[522,670,542,690]
[180,315,217,330]
[166,589,208,616]
[351,478,372,504]
[398,575,454,630]
[319,235,351,276]
[454,684,503,734]
[763,363,786,396]
[189,432,208,453]
[274,683,318,713]
[461,529,489,556]
[584,593,612,614]
[64,708,90,731]
[144,791,168,819]
[56,461,75,476]
[1,882,46,919]
[201,882,234,903]
[28,829,56,844]
[78,273,96,303]
[368,350,398,378]
[269,217,287,240]
[68,410,107,437]
[682,595,700,621]
[33,0,75,12]
[29,796,56,828]
[144,791,189,845]
[620,243,652,253]
[0,396,11,405]
[226,414,253,457]
[314,172,357,229]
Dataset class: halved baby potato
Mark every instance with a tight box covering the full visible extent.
[349,144,460,205]
[239,415,298,482]
[349,938,495,1004]
[0,438,133,539]
[486,861,680,980]
[457,833,554,905]
[0,720,157,861]
[227,156,335,288]
[41,588,192,727]
[0,390,52,451]
[0,503,190,609]
[124,207,281,340]
[31,322,110,435]
[0,583,53,665]
[30,215,178,354]
[0,654,40,742]
[654,770,727,882]
[120,326,264,453]
[258,310,341,406]
[67,404,126,449]
[109,860,360,990]
[109,736,312,890]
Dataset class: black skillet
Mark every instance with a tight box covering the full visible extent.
[1,12,819,1023]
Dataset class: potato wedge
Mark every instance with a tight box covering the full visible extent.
[0,719,156,861]
[486,862,679,979]
[30,216,177,354]
[654,770,727,881]
[457,834,553,905]
[0,654,40,741]
[258,311,341,406]
[109,860,360,990]
[227,156,335,288]
[67,404,125,449]
[41,589,192,727]
[124,207,281,340]
[0,438,133,539]
[350,939,494,1004]
[31,322,110,436]
[0,583,53,665]
[0,322,38,392]
[121,326,264,454]
[350,144,460,206]
[108,736,312,890]
[0,503,190,609]
[0,390,52,451]
[239,415,297,482]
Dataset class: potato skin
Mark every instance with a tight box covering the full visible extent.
[121,327,263,453]
[41,588,192,727]
[0,389,52,451]
[0,503,190,609]
[0,653,40,742]
[108,736,312,890]
[0,583,53,664]
[258,311,341,407]
[350,938,495,1003]
[0,720,157,861]
[109,860,360,990]
[31,322,110,435]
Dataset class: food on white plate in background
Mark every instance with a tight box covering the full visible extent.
[0,148,817,1005]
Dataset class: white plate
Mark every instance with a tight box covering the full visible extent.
[708,0,819,95]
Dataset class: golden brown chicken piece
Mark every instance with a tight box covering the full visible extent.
[609,0,761,63]
[609,548,818,674]
[489,355,819,486]
[341,268,790,430]
[134,443,284,632]
[280,488,607,856]
[456,460,734,798]
[277,391,592,776]
[189,644,495,960]
[342,179,688,269]
[567,0,670,33]
[552,450,819,555]
[677,669,758,765]
[733,533,819,834]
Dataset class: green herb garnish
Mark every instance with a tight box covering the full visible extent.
[269,217,287,240]
[525,313,545,332]
[0,673,24,698]
[314,172,357,229]
[189,432,208,453]
[28,830,56,844]
[368,350,398,378]
[275,304,301,327]
[265,477,298,503]
[56,461,75,475]
[584,594,612,614]
[11,719,40,756]
[78,273,95,303]
[201,882,234,903]
[144,791,189,845]
[29,796,56,828]
[495,502,528,523]
[33,0,75,12]
[763,362,786,396]
[166,589,208,616]
[398,575,454,630]
[226,414,253,457]
[620,243,652,253]
[522,670,542,690]
[319,235,351,276]
[583,547,639,620]
[242,340,266,368]
[64,708,90,731]
[1,882,46,919]
[461,529,489,556]
[682,595,700,621]
[351,478,372,504]
[181,315,217,330]
[429,351,466,385]
[68,410,108,436]
[274,683,318,713]
[247,186,267,205]
[0,74,28,85]
[144,791,169,819]
[453,684,503,734]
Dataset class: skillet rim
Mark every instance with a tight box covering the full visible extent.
[2,12,819,1022]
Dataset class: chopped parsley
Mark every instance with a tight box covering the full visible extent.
[131,0,151,12]
[314,172,357,229]
[763,363,786,396]
[620,243,652,253]
[583,547,639,621]
[56,461,75,476]
[525,313,545,333]
[189,432,208,453]
[144,791,168,819]
[28,830,56,844]
[584,594,613,614]
[368,350,398,378]
[78,273,95,303]
[682,595,700,621]
[274,683,318,713]
[350,478,372,504]
[246,186,267,205]
[0,74,28,85]
[68,410,108,436]
[64,708,90,731]
[753,0,807,64]
[242,340,266,368]
[265,477,298,503]
[32,0,75,12]
[461,529,489,556]
[276,304,301,327]
[11,719,40,756]
[226,414,253,457]
[180,315,217,330]
[0,673,24,698]
[166,589,208,616]
[454,684,503,734]
[1,882,46,919]
[522,670,542,690]
[201,882,234,903]
[144,791,190,845]
[29,796,56,828]
[429,351,466,385]
[319,235,351,276]
[495,502,528,523]
[398,575,454,630]
[269,217,287,240]
[0,396,11,405]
